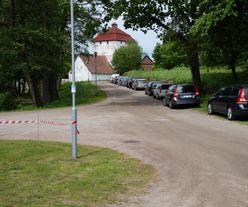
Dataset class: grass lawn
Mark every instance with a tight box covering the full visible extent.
[0,140,154,207]
[128,66,248,125]
[15,82,106,111]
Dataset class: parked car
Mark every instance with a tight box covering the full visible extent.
[153,83,173,99]
[118,76,127,86]
[148,81,164,96]
[145,81,162,96]
[113,75,120,84]
[145,81,154,95]
[132,79,148,90]
[110,74,119,83]
[123,77,131,87]
[207,85,248,120]
[127,77,139,89]
[163,84,200,108]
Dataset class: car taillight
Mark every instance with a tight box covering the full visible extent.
[236,88,246,103]
[173,87,179,97]
[195,87,200,96]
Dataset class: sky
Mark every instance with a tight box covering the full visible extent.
[112,18,161,57]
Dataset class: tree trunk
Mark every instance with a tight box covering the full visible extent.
[26,71,59,107]
[26,76,44,107]
[41,70,59,103]
[189,43,202,91]
[230,62,237,80]
[228,45,237,80]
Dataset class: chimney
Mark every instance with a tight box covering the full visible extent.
[112,22,118,28]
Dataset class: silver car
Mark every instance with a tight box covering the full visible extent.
[132,79,148,90]
[153,83,173,99]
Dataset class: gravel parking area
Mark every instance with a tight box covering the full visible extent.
[1,81,248,207]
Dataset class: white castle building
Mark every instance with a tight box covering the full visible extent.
[69,23,135,82]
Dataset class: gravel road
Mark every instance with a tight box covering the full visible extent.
[1,82,248,207]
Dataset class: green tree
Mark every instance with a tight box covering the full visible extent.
[0,0,103,107]
[191,0,248,78]
[103,0,204,90]
[153,31,188,69]
[112,42,142,75]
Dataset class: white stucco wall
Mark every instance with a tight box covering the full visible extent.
[69,56,92,82]
[68,56,111,82]
[94,41,127,63]
[90,74,111,81]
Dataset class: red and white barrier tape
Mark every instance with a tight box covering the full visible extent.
[0,120,37,124]
[40,120,69,126]
[0,120,80,134]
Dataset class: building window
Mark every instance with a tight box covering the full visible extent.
[107,41,109,44]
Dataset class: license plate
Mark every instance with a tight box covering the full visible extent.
[182,95,193,98]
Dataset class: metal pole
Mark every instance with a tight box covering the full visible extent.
[70,0,77,160]
[94,52,97,86]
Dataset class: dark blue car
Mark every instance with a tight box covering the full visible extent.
[207,85,248,120]
[163,84,200,108]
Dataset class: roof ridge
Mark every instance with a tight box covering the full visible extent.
[93,24,134,42]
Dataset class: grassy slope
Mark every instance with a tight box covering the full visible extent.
[0,140,154,207]
[16,82,106,111]
[128,66,248,89]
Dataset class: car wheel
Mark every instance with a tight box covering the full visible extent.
[207,103,213,114]
[169,100,174,109]
[227,107,235,120]
[162,98,167,106]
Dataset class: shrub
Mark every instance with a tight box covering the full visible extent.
[0,92,18,110]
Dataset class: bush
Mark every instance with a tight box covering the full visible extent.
[0,92,18,110]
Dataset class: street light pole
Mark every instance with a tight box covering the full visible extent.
[94,52,97,86]
[70,0,77,160]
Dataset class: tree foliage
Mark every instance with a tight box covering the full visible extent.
[102,0,248,88]
[102,0,203,89]
[112,42,142,75]
[0,0,103,107]
[191,0,248,78]
[153,31,188,69]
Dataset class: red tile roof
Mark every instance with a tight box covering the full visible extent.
[141,55,154,65]
[141,55,154,70]
[93,23,135,42]
[80,55,113,75]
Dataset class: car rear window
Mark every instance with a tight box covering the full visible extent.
[178,85,196,94]
[161,85,171,89]
[231,88,240,96]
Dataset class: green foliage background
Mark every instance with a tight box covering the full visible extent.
[112,42,142,75]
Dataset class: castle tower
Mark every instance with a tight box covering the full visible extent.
[93,23,135,64]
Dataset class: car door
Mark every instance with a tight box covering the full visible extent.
[230,87,240,104]
[216,87,232,114]
[212,88,225,113]
[165,85,176,104]
[158,85,162,98]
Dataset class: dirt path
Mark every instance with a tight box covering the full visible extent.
[1,82,248,207]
